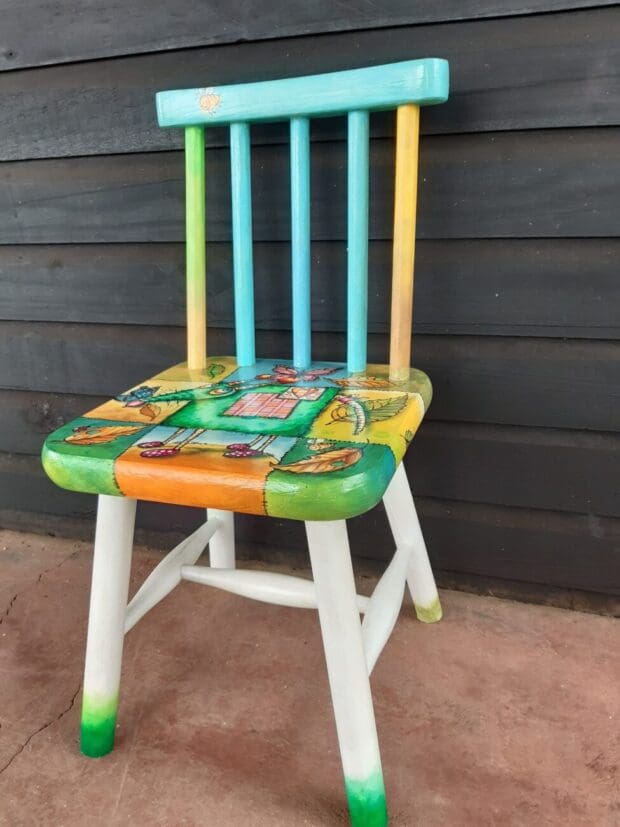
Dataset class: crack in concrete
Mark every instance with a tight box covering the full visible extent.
[0,592,18,625]
[0,683,81,776]
[0,549,79,626]
[0,548,84,776]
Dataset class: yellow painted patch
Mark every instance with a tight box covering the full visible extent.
[84,380,191,424]
[308,389,425,457]
[154,358,238,385]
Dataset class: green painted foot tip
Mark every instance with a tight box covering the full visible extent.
[80,695,118,757]
[415,596,442,624]
[80,718,116,757]
[346,775,388,827]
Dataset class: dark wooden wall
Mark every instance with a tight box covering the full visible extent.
[1,1,619,602]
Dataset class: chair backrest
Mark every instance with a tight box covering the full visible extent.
[156,59,449,379]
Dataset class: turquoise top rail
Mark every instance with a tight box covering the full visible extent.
[156,59,449,128]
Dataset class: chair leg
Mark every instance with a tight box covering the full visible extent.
[80,495,136,757]
[383,463,442,623]
[206,508,235,569]
[306,520,388,827]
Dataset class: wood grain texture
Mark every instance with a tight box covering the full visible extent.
[2,322,618,432]
[0,390,107,455]
[401,498,620,595]
[406,422,620,519]
[2,240,618,339]
[1,1,615,72]
[1,8,618,160]
[6,388,618,518]
[0,129,617,244]
[2,453,618,595]
[254,498,620,595]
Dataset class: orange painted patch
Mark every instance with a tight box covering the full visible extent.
[115,444,274,513]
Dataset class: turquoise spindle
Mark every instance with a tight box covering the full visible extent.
[230,121,256,366]
[347,110,369,373]
[290,117,311,369]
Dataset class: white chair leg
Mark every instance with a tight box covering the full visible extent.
[206,508,236,569]
[80,495,136,757]
[383,463,442,623]
[306,520,388,827]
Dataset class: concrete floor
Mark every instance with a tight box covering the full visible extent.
[0,530,618,827]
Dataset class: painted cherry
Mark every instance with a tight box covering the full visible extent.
[140,447,179,458]
[224,443,263,458]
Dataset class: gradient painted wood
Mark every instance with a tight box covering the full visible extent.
[390,105,420,381]
[80,495,136,757]
[347,110,370,373]
[157,59,449,128]
[230,122,256,366]
[290,117,311,369]
[184,126,207,369]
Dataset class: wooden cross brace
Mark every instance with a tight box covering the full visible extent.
[123,465,440,675]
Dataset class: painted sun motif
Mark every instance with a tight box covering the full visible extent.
[199,89,220,113]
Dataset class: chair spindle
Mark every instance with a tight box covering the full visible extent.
[184,126,207,370]
[290,116,312,369]
[230,121,256,366]
[389,104,420,381]
[346,110,370,373]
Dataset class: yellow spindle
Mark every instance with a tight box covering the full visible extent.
[185,126,207,370]
[389,104,420,382]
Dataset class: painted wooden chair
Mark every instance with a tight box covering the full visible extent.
[42,59,449,826]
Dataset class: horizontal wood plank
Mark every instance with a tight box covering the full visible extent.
[2,453,617,595]
[0,129,618,244]
[406,422,620,519]
[6,388,619,517]
[381,497,620,595]
[1,1,615,72]
[1,240,618,339]
[1,322,618,432]
[1,7,618,160]
[246,498,620,595]
[0,390,106,455]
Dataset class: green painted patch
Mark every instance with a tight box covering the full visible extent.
[345,772,388,827]
[165,384,338,436]
[408,368,433,412]
[415,595,443,624]
[265,440,395,521]
[80,693,118,758]
[42,419,151,495]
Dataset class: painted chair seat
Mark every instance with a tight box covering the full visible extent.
[42,356,432,521]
